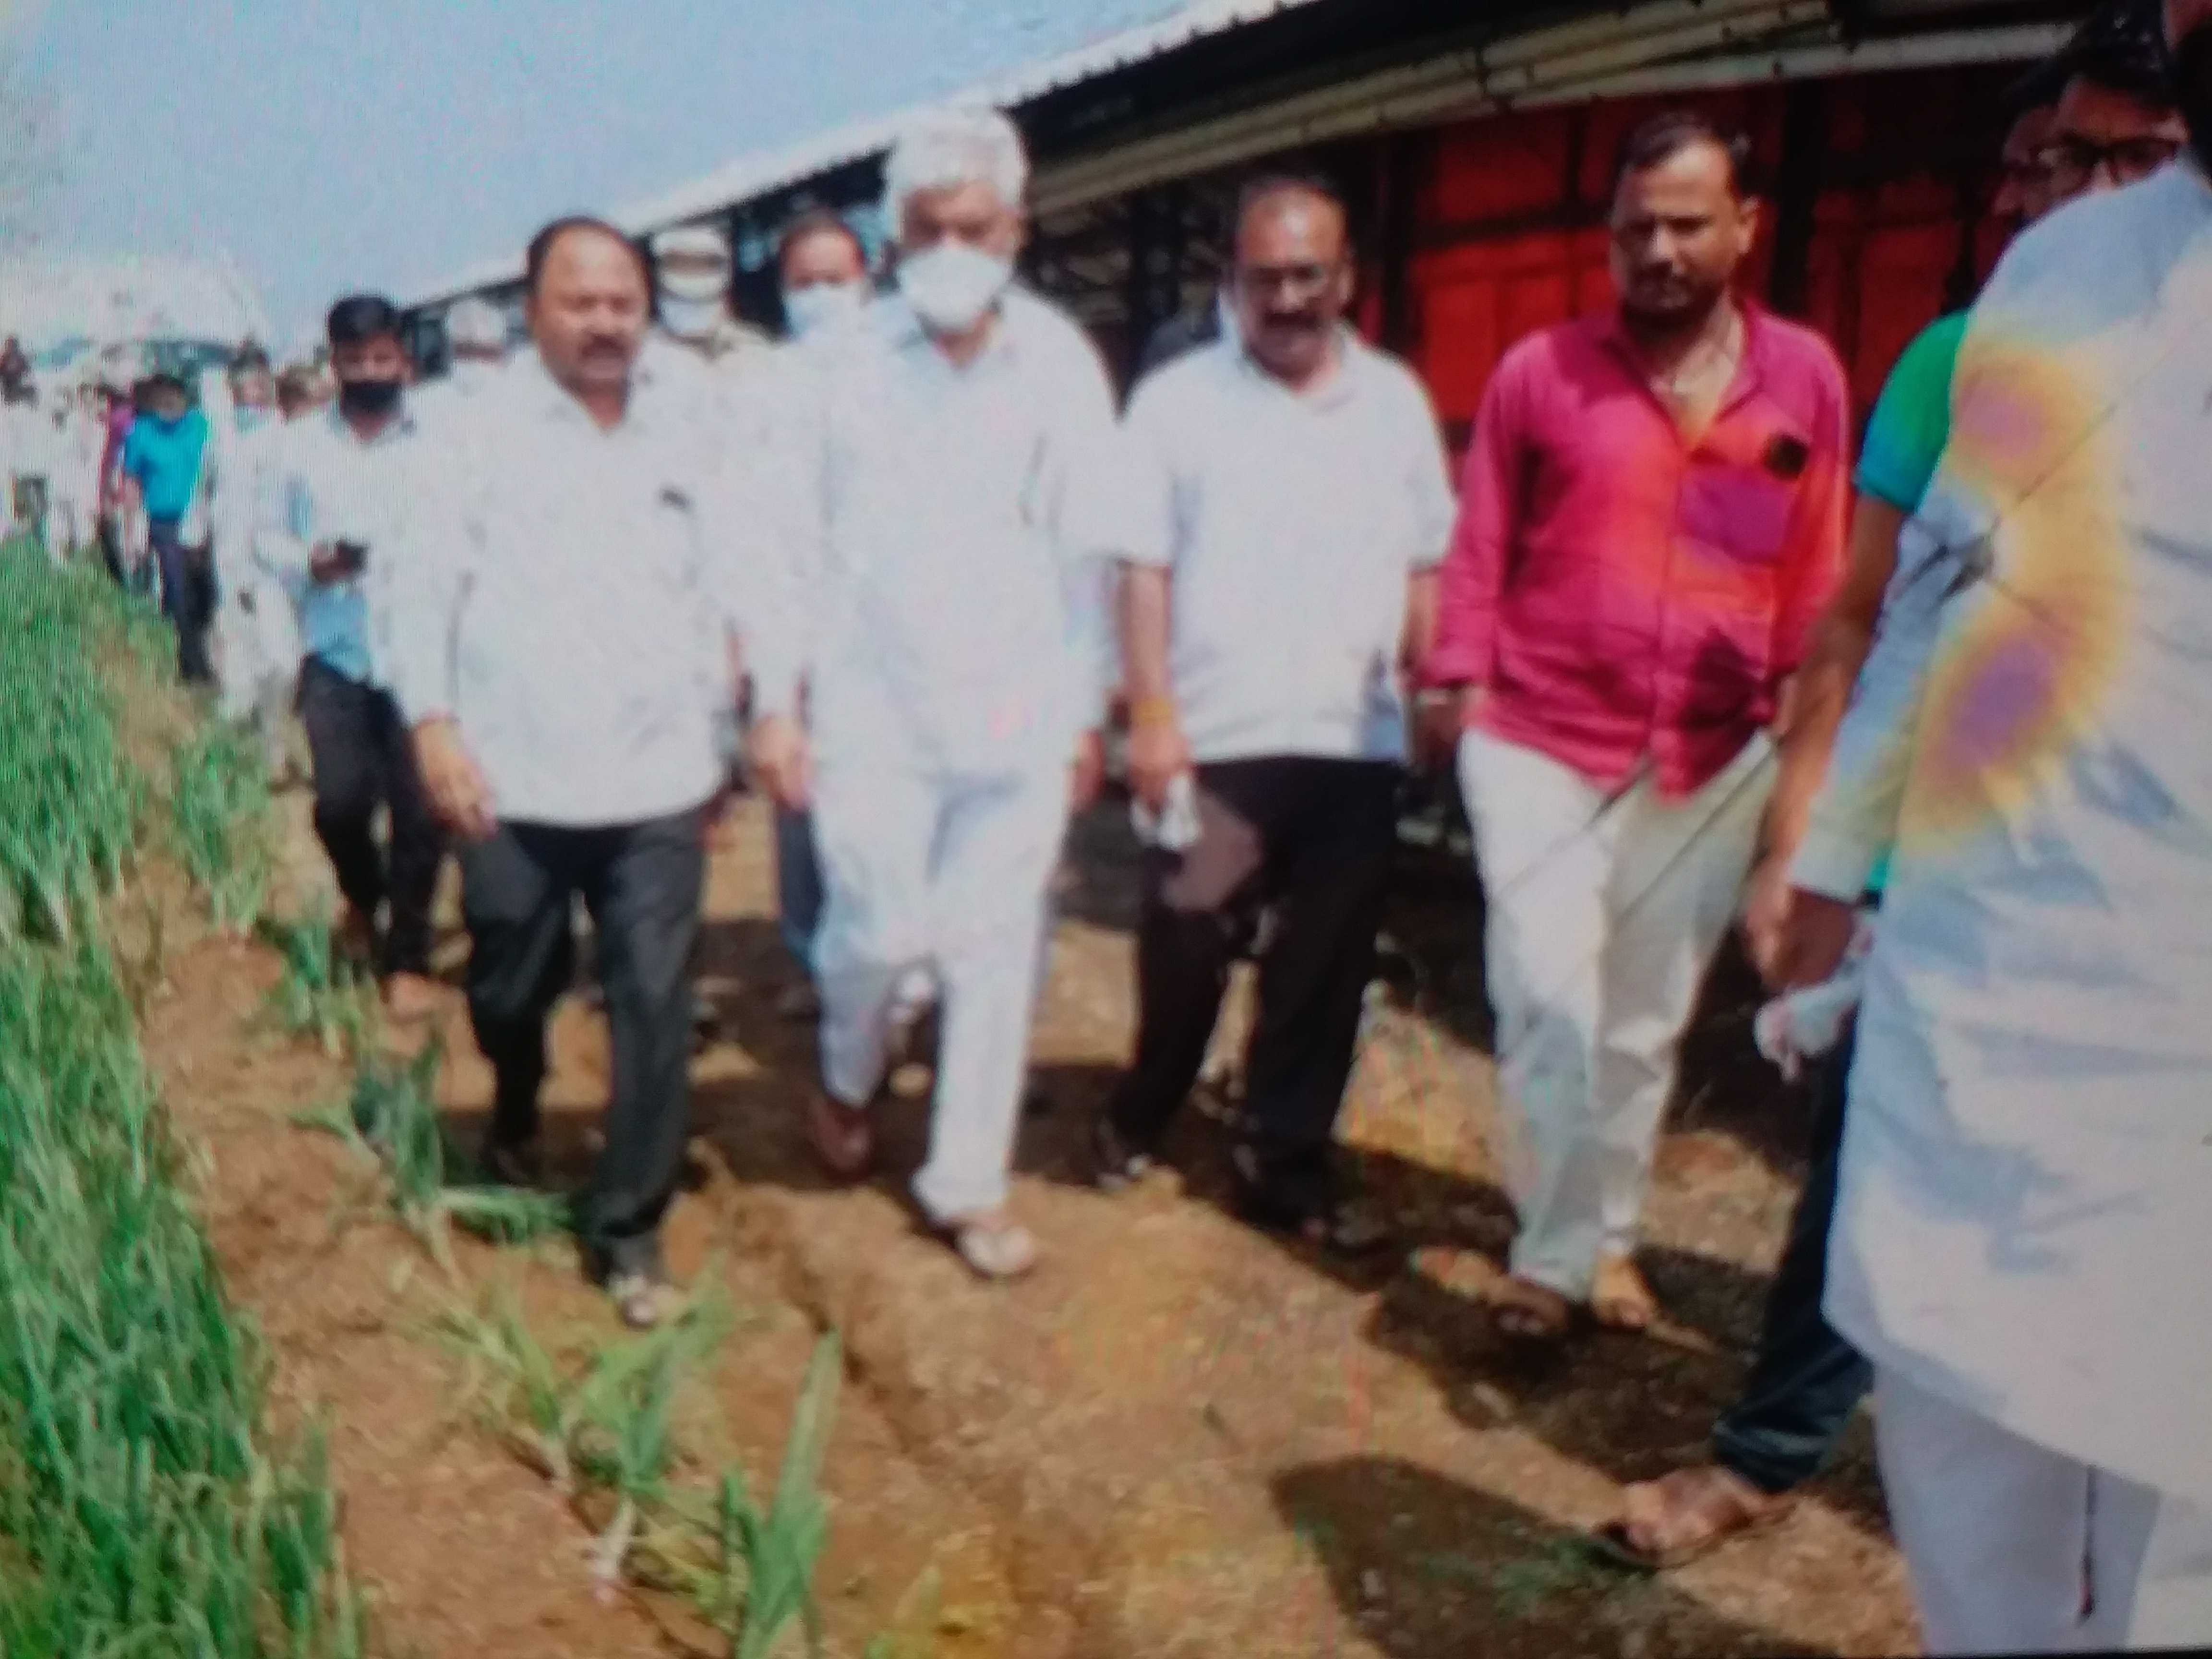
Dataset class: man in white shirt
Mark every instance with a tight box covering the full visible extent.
[747,108,1119,1280]
[256,297,447,1017]
[392,217,747,1329]
[1092,175,1456,1249]
[209,347,298,771]
[1767,0,2212,1642]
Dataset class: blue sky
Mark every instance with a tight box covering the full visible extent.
[14,0,1179,347]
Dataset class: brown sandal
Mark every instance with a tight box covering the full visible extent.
[806,1089,873,1180]
[1592,1252,1661,1333]
[1591,1466,1792,1570]
[1487,1274,1575,1343]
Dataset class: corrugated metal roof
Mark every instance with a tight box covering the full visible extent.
[403,0,1330,307]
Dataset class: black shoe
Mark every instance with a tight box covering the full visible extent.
[1090,1112,1154,1192]
[1230,1143,1392,1256]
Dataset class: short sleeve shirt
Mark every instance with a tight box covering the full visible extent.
[121,409,210,521]
[1119,333,1456,765]
[1854,312,1969,514]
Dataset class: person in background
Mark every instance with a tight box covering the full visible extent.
[275,365,323,422]
[763,209,874,1023]
[1598,32,2147,1563]
[1419,110,1849,1342]
[210,346,299,776]
[649,223,776,393]
[119,372,217,682]
[2038,0,2188,196]
[256,296,447,1019]
[444,296,510,391]
[1091,174,1455,1250]
[390,217,754,1330]
[745,108,1121,1281]
[411,297,512,434]
[1757,0,2212,1639]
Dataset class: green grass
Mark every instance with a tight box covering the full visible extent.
[299,1039,572,1271]
[173,717,277,934]
[434,1286,842,1657]
[0,544,366,1653]
[262,904,380,1057]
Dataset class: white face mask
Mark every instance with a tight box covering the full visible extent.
[659,293,725,341]
[783,280,867,341]
[898,242,1013,336]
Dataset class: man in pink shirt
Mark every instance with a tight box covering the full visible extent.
[1420,110,1848,1341]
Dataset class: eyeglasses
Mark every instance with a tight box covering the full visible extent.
[1230,263,1338,304]
[2035,134,2181,190]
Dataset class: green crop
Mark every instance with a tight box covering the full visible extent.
[262,903,379,1057]
[0,545,364,1653]
[171,718,276,934]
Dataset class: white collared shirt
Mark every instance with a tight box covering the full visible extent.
[253,399,432,685]
[1118,331,1456,765]
[1793,160,2212,1501]
[386,349,743,827]
[746,286,1122,775]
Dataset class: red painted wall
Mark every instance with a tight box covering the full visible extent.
[1402,65,2023,447]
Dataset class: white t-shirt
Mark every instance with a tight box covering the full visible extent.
[1118,332,1455,765]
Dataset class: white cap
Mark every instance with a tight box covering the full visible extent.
[445,297,506,353]
[650,224,732,270]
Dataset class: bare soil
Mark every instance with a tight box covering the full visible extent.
[137,784,1917,1658]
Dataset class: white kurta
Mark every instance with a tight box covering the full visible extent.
[1794,159,2212,1506]
[751,288,1121,1220]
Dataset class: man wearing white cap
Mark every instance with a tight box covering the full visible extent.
[649,224,775,391]
[746,106,1119,1280]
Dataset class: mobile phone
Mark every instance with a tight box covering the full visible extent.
[332,539,370,573]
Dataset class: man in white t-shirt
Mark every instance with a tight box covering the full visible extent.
[1091,174,1456,1248]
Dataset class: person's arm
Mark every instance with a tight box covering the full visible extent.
[1397,373,1458,695]
[389,436,496,840]
[1416,351,1527,757]
[1110,378,1186,810]
[728,358,825,809]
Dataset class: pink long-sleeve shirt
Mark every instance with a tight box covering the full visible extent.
[1423,303,1849,799]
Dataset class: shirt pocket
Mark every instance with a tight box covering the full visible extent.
[1677,463,1796,567]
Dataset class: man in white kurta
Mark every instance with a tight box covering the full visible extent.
[747,108,1117,1280]
[1780,140,2212,1653]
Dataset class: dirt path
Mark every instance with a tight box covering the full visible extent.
[144,789,1916,1657]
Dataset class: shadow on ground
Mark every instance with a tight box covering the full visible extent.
[1273,1455,1828,1659]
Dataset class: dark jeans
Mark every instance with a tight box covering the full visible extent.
[1107,757,1399,1217]
[458,810,706,1270]
[149,517,215,684]
[1711,1024,1872,1493]
[297,656,446,975]
[774,804,824,975]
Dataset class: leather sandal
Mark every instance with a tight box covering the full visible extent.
[1487,1274,1575,1343]
[806,1089,874,1180]
[1590,1466,1792,1570]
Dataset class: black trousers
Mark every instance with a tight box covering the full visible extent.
[297,656,446,976]
[1108,757,1399,1215]
[458,809,706,1267]
[148,518,215,684]
[1711,1024,1872,1493]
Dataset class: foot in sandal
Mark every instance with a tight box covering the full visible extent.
[806,1088,874,1181]
[1592,1250,1661,1332]
[1592,1465,1791,1569]
[937,1209,1038,1281]
[1487,1274,1575,1342]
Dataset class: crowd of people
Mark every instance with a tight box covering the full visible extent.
[5,0,2210,1646]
